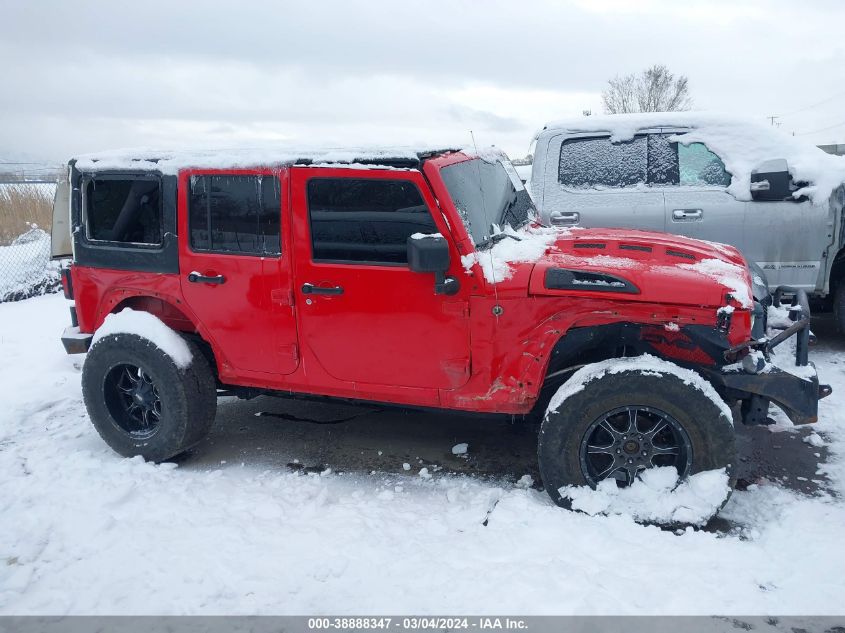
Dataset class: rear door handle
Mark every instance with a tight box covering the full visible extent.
[188,272,226,285]
[550,211,580,225]
[672,209,703,221]
[301,283,344,296]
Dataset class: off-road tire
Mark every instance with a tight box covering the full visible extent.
[538,366,735,509]
[82,332,217,461]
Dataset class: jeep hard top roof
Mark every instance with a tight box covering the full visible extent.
[71,146,464,175]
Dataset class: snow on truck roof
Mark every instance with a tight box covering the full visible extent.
[537,111,845,205]
[71,145,470,175]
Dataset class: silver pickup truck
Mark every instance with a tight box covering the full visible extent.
[529,112,845,331]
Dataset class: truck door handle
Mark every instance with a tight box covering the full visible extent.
[550,211,580,225]
[301,283,344,296]
[672,209,703,221]
[187,272,226,285]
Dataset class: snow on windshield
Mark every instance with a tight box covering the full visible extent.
[540,112,845,205]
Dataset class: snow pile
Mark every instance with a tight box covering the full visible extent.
[677,258,752,308]
[3,294,845,614]
[452,443,468,455]
[0,227,61,302]
[539,112,845,205]
[461,224,560,283]
[547,354,733,423]
[91,308,193,368]
[560,467,731,526]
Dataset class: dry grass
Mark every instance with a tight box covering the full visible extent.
[0,184,55,245]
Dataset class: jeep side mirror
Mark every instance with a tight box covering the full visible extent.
[407,234,459,295]
[750,159,792,201]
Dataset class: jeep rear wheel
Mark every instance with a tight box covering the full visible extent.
[538,359,735,512]
[82,332,217,462]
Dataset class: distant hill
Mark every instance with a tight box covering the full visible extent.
[0,153,62,182]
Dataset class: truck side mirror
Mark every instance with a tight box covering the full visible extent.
[407,234,459,295]
[750,159,792,201]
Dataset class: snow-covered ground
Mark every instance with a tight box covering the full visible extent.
[1,293,845,615]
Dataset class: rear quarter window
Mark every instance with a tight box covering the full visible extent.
[558,136,647,189]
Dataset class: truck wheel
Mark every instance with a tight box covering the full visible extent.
[538,360,735,509]
[82,332,217,462]
[835,282,845,334]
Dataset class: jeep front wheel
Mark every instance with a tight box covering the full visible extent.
[538,358,735,510]
[82,332,217,461]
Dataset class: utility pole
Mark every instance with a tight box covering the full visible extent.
[768,115,780,126]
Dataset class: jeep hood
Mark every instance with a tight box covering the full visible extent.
[527,228,753,309]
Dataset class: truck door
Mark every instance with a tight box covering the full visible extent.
[178,169,299,375]
[661,140,833,291]
[540,134,666,232]
[288,167,471,390]
[741,197,833,291]
[661,141,747,254]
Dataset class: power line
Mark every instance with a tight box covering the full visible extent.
[779,89,845,118]
[797,119,845,136]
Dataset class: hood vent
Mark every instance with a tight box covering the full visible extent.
[666,249,696,261]
[545,268,640,294]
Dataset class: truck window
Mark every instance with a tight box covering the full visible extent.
[678,142,731,187]
[307,178,436,264]
[646,134,680,185]
[558,136,647,189]
[85,177,161,245]
[189,175,281,256]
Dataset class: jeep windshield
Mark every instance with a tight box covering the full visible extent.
[439,157,536,248]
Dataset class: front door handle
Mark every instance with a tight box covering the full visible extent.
[188,272,226,285]
[672,209,703,221]
[550,211,580,225]
[301,283,344,296]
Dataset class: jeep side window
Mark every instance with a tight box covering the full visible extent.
[85,177,162,245]
[558,136,647,189]
[677,142,731,187]
[307,178,436,264]
[189,175,281,256]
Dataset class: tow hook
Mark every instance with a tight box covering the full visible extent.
[819,384,833,400]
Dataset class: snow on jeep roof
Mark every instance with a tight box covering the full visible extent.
[537,111,845,205]
[72,146,465,175]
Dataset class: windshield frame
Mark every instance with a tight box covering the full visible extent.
[434,153,537,249]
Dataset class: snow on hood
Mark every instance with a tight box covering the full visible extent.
[462,225,753,309]
[460,224,561,283]
[539,111,845,205]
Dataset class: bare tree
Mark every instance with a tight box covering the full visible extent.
[601,65,692,114]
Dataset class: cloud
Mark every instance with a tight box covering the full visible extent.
[2,0,845,160]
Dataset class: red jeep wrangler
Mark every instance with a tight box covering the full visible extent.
[53,147,828,510]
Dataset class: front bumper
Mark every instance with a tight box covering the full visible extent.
[704,286,831,425]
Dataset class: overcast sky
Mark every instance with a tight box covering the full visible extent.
[2,0,845,163]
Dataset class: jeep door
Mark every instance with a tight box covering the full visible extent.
[178,169,300,376]
[289,167,471,390]
[537,133,666,232]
